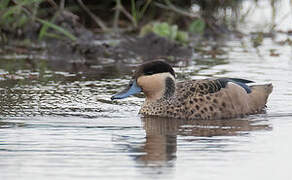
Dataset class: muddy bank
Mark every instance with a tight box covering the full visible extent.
[66,32,193,62]
[1,0,292,77]
[1,26,193,74]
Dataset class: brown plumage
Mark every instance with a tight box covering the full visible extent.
[112,60,273,120]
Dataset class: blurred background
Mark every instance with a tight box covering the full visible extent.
[0,0,291,64]
[0,1,292,180]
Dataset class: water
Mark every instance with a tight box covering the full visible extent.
[0,34,291,180]
[1,2,292,179]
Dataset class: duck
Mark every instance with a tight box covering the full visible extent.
[111,60,273,120]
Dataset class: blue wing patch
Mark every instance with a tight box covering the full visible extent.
[218,78,253,94]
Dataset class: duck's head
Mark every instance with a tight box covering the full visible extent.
[111,60,176,101]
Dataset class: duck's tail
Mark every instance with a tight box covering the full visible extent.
[248,83,273,112]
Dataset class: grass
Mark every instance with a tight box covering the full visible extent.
[37,18,77,41]
[0,0,287,43]
[130,0,152,25]
[0,0,77,42]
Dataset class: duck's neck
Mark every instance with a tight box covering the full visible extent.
[145,76,176,102]
[163,77,176,99]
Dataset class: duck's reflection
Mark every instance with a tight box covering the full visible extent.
[136,116,271,166]
[137,118,178,164]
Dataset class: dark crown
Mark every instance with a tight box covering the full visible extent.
[135,60,175,78]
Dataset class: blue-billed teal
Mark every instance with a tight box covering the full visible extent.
[111,60,273,120]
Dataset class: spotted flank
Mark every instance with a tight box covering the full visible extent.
[111,60,273,120]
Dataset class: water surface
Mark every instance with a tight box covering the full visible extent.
[1,3,292,178]
[1,35,291,180]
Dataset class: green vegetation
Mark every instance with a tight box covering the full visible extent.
[37,18,77,41]
[0,0,290,49]
[130,0,152,26]
[0,0,77,41]
[0,0,245,42]
[189,19,206,34]
[140,22,189,44]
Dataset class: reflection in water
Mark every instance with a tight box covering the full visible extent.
[0,120,26,129]
[136,116,271,167]
[0,79,128,118]
[136,118,178,166]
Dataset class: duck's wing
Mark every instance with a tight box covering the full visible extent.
[214,78,254,94]
[177,78,254,96]
[175,78,272,120]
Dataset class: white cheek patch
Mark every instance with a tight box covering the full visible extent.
[136,72,175,100]
[137,73,174,87]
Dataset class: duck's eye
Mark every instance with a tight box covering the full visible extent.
[144,71,154,76]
